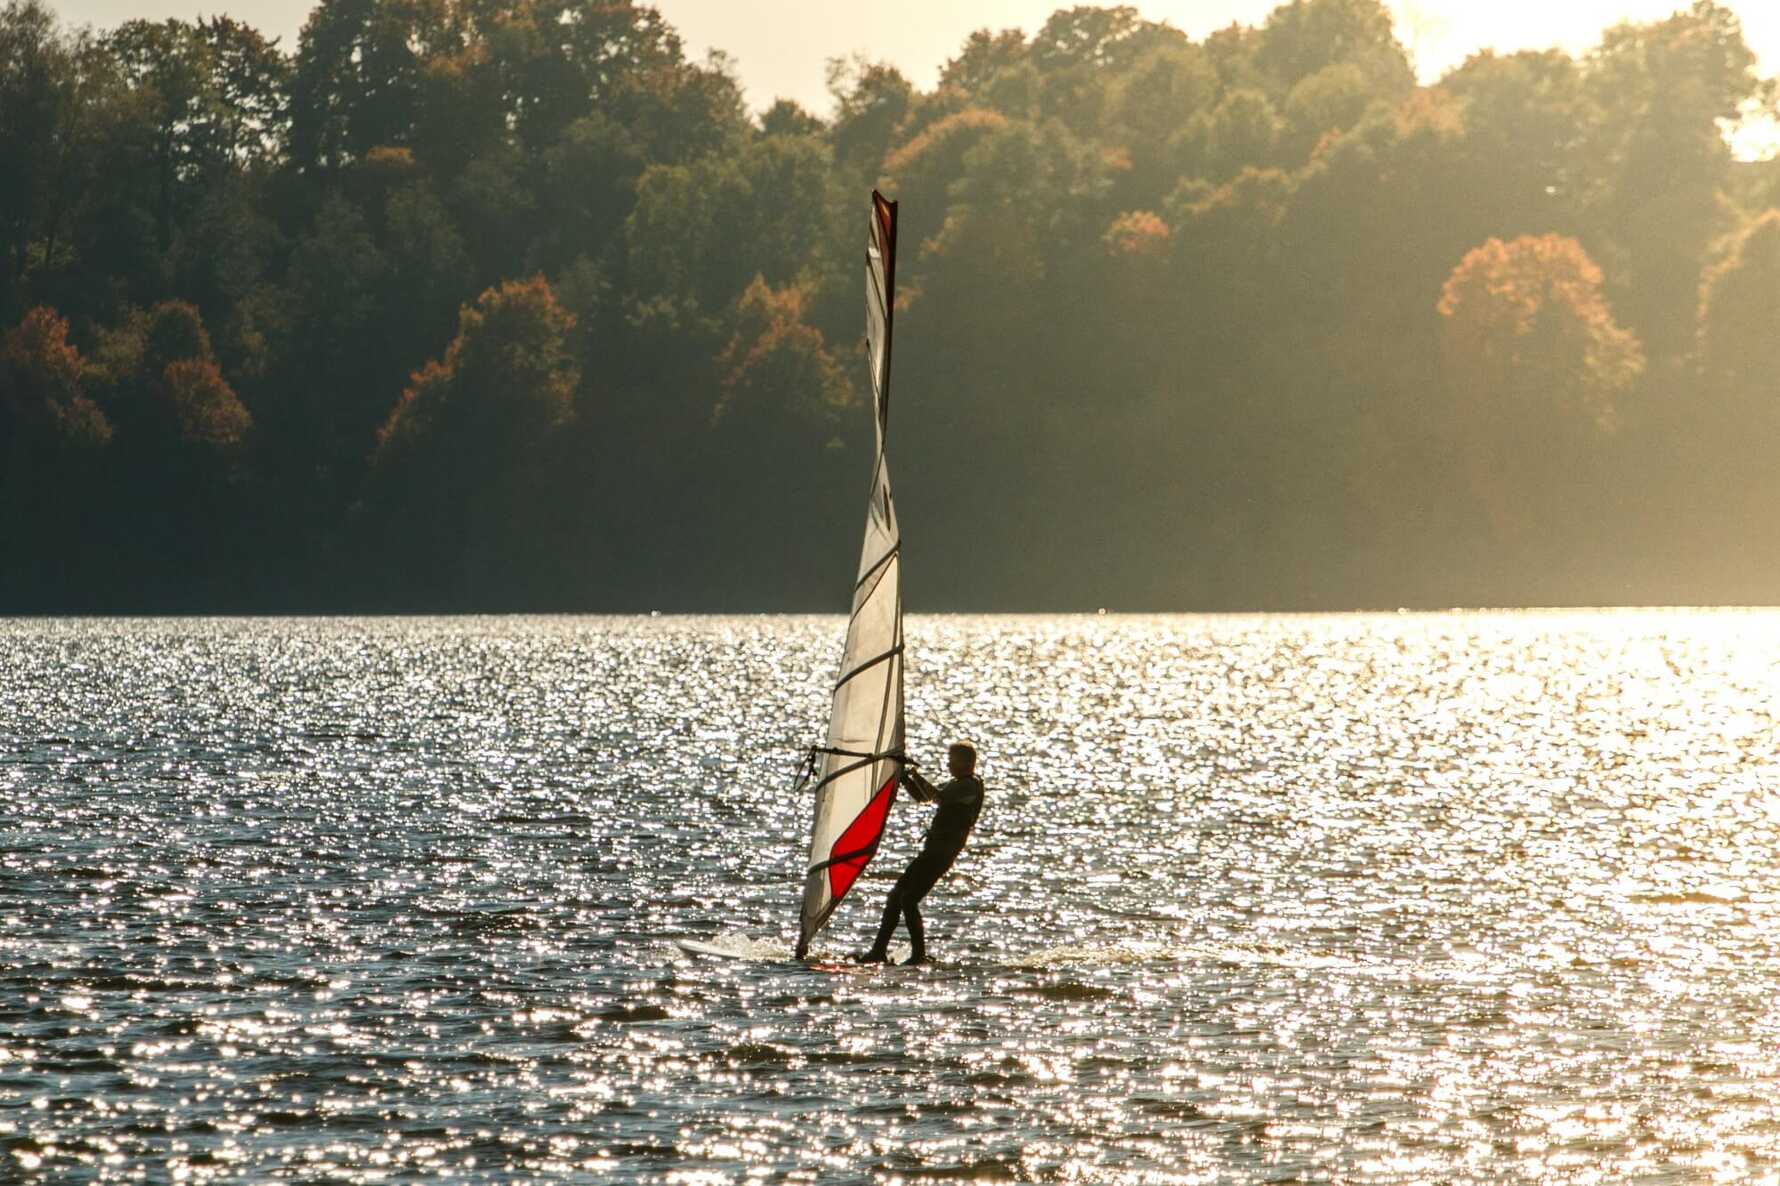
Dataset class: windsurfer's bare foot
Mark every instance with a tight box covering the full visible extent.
[903,953,927,966]
[855,950,889,964]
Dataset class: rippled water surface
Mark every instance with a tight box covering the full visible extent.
[5,612,1780,1183]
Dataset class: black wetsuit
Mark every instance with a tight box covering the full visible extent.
[866,771,985,963]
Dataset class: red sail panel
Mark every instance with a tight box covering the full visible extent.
[827,776,898,901]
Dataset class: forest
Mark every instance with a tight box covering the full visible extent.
[4,0,1780,611]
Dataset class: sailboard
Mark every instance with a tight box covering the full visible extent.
[793,191,906,960]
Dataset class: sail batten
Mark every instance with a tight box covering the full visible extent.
[795,191,906,960]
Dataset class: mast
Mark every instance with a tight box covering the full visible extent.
[794,192,906,959]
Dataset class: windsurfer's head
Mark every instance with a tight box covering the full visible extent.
[947,741,977,777]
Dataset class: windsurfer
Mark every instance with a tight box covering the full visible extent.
[858,742,985,966]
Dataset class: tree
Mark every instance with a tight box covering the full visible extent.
[1282,62,1377,161]
[1029,6,1170,136]
[1577,1,1769,359]
[89,298,252,452]
[1440,235,1641,426]
[276,191,391,470]
[1106,42,1218,200]
[377,275,576,455]
[1436,234,1643,543]
[938,28,1027,100]
[367,276,578,604]
[1254,0,1414,96]
[0,0,108,315]
[1440,50,1585,237]
[625,132,837,319]
[198,16,291,166]
[380,173,473,355]
[759,98,823,139]
[0,305,111,451]
[103,19,233,250]
[827,57,912,178]
[0,305,110,604]
[529,109,646,275]
[290,0,465,170]
[481,0,685,155]
[1173,88,1281,182]
[880,107,1010,237]
[159,356,250,447]
[713,276,851,428]
[1700,209,1780,399]
[1681,208,1780,589]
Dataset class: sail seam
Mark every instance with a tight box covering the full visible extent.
[853,544,899,594]
[809,841,881,875]
[834,645,903,691]
[851,553,898,621]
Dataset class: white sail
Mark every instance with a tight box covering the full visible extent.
[795,192,905,959]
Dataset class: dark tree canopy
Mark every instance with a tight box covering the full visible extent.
[3,0,1780,611]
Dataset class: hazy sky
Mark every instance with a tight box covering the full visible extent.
[46,0,1780,114]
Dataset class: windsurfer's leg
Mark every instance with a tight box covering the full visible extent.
[898,855,945,966]
[903,898,925,965]
[859,877,906,962]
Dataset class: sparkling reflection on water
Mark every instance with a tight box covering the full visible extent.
[3,612,1780,1183]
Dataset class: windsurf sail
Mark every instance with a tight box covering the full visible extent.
[795,191,905,959]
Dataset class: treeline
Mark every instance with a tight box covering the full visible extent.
[3,0,1780,611]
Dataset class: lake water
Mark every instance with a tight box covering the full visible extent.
[4,611,1780,1183]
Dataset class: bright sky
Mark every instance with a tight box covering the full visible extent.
[46,0,1780,114]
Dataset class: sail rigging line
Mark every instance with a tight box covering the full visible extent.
[810,745,906,761]
[806,754,888,795]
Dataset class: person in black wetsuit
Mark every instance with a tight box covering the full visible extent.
[858,741,985,966]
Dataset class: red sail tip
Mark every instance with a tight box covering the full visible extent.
[872,191,897,263]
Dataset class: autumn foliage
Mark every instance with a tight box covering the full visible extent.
[1104,210,1171,257]
[4,0,1780,609]
[1438,235,1644,429]
[1,307,111,450]
[378,275,578,458]
[713,277,849,427]
[161,358,251,448]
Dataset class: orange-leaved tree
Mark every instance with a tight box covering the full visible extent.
[1437,233,1643,543]
[0,306,112,601]
[1439,234,1642,428]
[712,276,851,431]
[94,299,252,452]
[369,274,578,604]
[1,306,112,451]
[377,274,576,458]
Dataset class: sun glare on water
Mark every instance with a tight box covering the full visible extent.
[5,611,1780,1180]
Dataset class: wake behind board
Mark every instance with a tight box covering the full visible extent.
[673,937,887,974]
[674,938,759,960]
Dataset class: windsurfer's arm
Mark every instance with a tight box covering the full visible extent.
[900,766,939,803]
[931,777,981,806]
